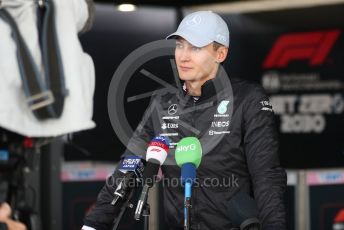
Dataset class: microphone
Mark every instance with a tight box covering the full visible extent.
[228,191,260,230]
[134,136,169,220]
[111,155,145,206]
[175,137,202,230]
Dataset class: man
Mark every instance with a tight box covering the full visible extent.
[83,11,286,230]
[0,203,26,230]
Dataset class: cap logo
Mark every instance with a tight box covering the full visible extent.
[186,15,202,26]
[216,34,226,43]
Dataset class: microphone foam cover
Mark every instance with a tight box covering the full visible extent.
[175,137,202,168]
[146,136,169,165]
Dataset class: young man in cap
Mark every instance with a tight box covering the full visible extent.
[83,11,286,230]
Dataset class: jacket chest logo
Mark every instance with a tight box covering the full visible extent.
[161,123,179,129]
[168,104,178,115]
[217,100,230,114]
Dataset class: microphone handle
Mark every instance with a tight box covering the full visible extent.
[185,182,192,198]
[111,172,135,206]
[134,184,150,220]
[184,182,192,230]
[112,187,135,230]
[184,197,191,230]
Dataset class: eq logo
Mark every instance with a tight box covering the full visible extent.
[263,30,340,69]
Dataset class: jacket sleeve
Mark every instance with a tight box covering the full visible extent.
[83,97,156,229]
[243,84,287,230]
[83,169,127,230]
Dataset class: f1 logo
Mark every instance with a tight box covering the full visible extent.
[263,30,340,69]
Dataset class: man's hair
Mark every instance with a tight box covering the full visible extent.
[213,42,224,51]
[175,37,226,51]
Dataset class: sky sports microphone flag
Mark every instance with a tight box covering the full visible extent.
[175,137,202,230]
[135,136,169,220]
[111,155,145,206]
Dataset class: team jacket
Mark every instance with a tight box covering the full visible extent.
[84,71,287,230]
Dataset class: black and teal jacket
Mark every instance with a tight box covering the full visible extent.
[84,72,287,230]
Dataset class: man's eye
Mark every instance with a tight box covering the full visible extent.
[192,46,201,51]
[176,43,183,49]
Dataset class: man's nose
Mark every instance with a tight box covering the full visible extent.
[179,49,191,62]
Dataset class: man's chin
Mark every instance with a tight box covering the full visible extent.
[179,75,198,81]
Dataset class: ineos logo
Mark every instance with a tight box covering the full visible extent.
[211,121,229,128]
[168,104,178,115]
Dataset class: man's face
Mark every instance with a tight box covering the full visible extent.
[174,38,227,83]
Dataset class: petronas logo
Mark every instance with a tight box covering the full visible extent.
[217,100,230,114]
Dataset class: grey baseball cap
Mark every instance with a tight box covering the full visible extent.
[166,11,229,47]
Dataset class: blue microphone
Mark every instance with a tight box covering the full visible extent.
[111,155,145,206]
[181,163,196,199]
[175,137,202,230]
[118,155,144,178]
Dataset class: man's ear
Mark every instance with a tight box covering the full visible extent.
[217,46,229,63]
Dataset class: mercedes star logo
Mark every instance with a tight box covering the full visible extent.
[168,104,178,115]
[186,15,202,26]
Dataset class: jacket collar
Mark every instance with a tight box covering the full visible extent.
[180,68,227,102]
